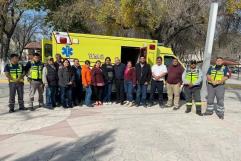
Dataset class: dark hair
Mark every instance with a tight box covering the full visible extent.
[216,57,223,60]
[156,56,162,61]
[105,57,111,61]
[190,60,197,64]
[33,53,40,57]
[140,55,145,58]
[85,60,90,65]
[10,54,19,59]
[96,60,101,64]
[173,58,178,61]
[73,58,79,62]
[63,58,70,65]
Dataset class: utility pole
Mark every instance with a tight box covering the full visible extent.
[201,3,219,101]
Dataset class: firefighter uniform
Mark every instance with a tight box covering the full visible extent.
[182,64,203,116]
[26,61,44,109]
[4,63,25,112]
[204,65,229,119]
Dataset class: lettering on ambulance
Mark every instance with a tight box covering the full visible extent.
[88,53,104,60]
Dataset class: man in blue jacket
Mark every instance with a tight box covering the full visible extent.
[114,57,125,105]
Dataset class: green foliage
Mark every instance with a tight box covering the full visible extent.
[24,0,241,58]
[226,0,241,14]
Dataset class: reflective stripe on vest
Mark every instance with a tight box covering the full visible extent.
[9,64,23,82]
[185,68,199,84]
[210,65,225,82]
[30,62,43,79]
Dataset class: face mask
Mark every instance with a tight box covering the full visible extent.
[216,65,222,68]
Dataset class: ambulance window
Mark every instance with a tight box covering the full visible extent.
[164,56,175,67]
[44,44,52,57]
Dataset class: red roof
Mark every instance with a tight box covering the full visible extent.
[24,42,41,49]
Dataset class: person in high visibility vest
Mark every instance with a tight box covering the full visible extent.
[204,57,229,119]
[25,53,44,110]
[4,54,25,113]
[182,60,203,116]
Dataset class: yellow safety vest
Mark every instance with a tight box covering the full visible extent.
[9,63,23,82]
[209,65,225,82]
[185,68,199,84]
[30,62,43,79]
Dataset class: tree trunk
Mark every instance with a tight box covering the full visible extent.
[3,35,11,61]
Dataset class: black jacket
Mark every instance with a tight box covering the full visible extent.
[102,63,114,83]
[135,63,152,84]
[71,65,82,86]
[114,63,125,80]
[46,64,58,86]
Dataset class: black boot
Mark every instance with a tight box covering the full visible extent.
[19,107,27,111]
[29,102,35,111]
[9,108,15,113]
[216,112,224,120]
[196,107,203,116]
[185,107,192,113]
[203,110,213,116]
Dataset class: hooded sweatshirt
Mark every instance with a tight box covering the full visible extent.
[82,64,92,87]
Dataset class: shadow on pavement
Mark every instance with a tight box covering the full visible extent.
[0,129,117,161]
[0,105,42,117]
[230,90,241,103]
[0,154,13,161]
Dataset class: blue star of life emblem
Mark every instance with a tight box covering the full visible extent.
[62,45,73,57]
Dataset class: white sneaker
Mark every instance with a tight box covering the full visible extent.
[128,102,134,107]
[108,102,112,105]
[125,101,130,105]
[103,102,108,105]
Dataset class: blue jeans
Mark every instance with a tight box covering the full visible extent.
[85,86,92,106]
[136,84,147,105]
[60,86,73,107]
[45,86,57,107]
[103,83,112,102]
[124,80,133,102]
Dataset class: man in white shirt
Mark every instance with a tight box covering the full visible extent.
[149,57,167,108]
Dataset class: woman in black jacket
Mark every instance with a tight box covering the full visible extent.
[102,57,114,105]
[58,59,75,108]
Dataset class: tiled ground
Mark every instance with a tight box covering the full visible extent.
[0,89,241,161]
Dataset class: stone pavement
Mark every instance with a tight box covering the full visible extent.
[0,86,241,161]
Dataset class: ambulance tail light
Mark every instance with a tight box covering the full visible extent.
[149,44,156,50]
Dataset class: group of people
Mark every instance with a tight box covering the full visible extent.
[4,52,229,119]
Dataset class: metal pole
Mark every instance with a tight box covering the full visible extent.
[238,55,240,80]
[201,3,219,101]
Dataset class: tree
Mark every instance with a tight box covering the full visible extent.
[0,0,26,60]
[11,11,45,58]
[30,0,241,59]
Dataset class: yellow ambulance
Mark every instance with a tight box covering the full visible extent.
[42,32,182,68]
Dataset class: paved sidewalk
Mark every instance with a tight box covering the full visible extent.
[0,87,241,161]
